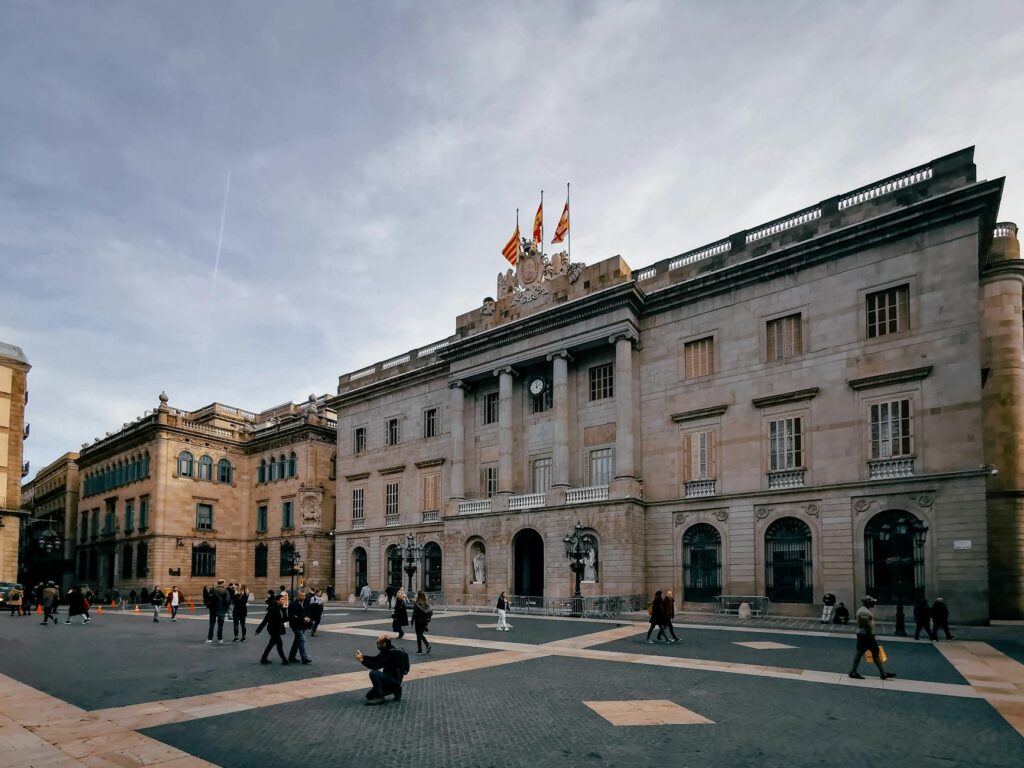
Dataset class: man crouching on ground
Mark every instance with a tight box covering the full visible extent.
[356,634,406,704]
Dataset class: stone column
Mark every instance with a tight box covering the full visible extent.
[548,350,572,489]
[496,367,516,495]
[448,381,467,501]
[611,332,641,499]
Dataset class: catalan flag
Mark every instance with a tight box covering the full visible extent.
[532,200,543,244]
[502,224,520,266]
[551,200,569,244]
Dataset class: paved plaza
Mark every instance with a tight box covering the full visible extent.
[0,605,1021,767]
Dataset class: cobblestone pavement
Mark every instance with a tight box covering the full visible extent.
[0,606,1021,767]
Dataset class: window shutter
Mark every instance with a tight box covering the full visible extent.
[793,316,802,355]
[708,431,717,479]
[682,433,693,482]
[767,322,777,361]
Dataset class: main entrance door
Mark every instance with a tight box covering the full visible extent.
[513,528,544,597]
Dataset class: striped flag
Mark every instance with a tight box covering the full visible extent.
[551,201,569,244]
[532,200,543,244]
[502,225,521,266]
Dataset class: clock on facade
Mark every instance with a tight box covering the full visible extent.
[529,377,546,396]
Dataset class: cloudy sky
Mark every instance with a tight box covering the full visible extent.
[4,0,1024,478]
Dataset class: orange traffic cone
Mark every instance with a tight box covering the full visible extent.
[110,600,117,608]
[189,600,195,611]
[36,604,42,614]
[133,604,140,613]
[97,606,103,614]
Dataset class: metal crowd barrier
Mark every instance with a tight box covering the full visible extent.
[425,593,645,618]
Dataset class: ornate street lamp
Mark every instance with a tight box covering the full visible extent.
[563,521,592,615]
[403,533,423,594]
[36,528,62,554]
[879,518,928,637]
[285,551,304,592]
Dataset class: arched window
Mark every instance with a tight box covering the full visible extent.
[268,457,277,482]
[191,542,216,577]
[278,454,287,481]
[288,452,297,478]
[280,541,296,577]
[258,459,267,484]
[330,453,337,480]
[353,547,368,592]
[217,458,233,484]
[683,524,722,601]
[386,545,402,588]
[423,542,442,592]
[178,451,195,477]
[129,457,138,483]
[198,455,214,481]
[121,544,133,578]
[136,541,148,578]
[255,543,268,578]
[765,517,812,603]
[115,462,122,487]
[142,451,151,477]
[865,510,926,604]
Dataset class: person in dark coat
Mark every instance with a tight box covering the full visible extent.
[232,584,249,642]
[308,589,324,636]
[391,589,409,640]
[356,634,406,704]
[913,597,934,640]
[64,586,88,625]
[646,591,668,643]
[662,590,680,643]
[412,591,432,654]
[385,583,397,611]
[207,579,231,644]
[287,590,312,663]
[256,594,289,664]
[931,598,956,640]
[833,602,850,625]
[150,585,165,622]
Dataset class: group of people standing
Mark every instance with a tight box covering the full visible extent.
[645,590,681,643]
[255,585,326,664]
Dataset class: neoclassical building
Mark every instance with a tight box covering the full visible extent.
[329,147,1023,622]
[1,342,30,583]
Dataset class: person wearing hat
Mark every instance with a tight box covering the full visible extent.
[849,596,895,680]
[40,582,59,626]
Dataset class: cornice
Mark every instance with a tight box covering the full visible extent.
[378,464,407,476]
[671,405,729,423]
[344,472,370,482]
[751,388,819,409]
[848,366,933,391]
[414,458,446,469]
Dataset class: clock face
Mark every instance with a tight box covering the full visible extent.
[529,377,545,396]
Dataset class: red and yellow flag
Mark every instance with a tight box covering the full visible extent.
[551,201,569,244]
[502,225,520,266]
[532,201,543,244]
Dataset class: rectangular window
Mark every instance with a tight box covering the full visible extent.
[769,417,804,471]
[423,408,437,439]
[191,545,216,577]
[385,418,400,446]
[589,447,614,486]
[256,504,268,533]
[353,426,367,454]
[139,497,149,529]
[484,392,499,425]
[80,513,88,542]
[589,363,614,401]
[483,465,498,498]
[532,457,553,493]
[870,399,913,458]
[767,314,803,361]
[684,337,714,379]
[386,481,400,515]
[104,499,116,534]
[282,500,294,529]
[352,488,365,521]
[91,508,99,538]
[421,472,441,512]
[683,430,717,481]
[196,503,214,530]
[124,501,134,532]
[867,285,910,338]
[254,545,268,577]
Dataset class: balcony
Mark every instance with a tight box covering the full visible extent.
[23,423,29,439]
[508,493,545,511]
[385,514,401,527]
[351,518,365,530]
[684,479,717,498]
[458,499,492,515]
[869,457,914,480]
[566,485,609,504]
[422,510,441,523]
[767,469,805,490]
[22,461,29,478]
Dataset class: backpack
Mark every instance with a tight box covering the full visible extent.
[647,601,653,616]
[398,648,411,677]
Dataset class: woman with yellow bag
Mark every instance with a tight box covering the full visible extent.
[849,596,896,680]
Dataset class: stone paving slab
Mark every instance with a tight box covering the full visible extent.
[417,612,625,643]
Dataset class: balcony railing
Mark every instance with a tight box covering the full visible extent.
[351,518,365,530]
[458,499,492,515]
[422,510,441,523]
[868,457,914,480]
[767,469,805,490]
[385,514,401,527]
[508,493,545,511]
[566,485,609,504]
[684,479,717,498]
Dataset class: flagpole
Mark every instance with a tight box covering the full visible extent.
[540,189,544,251]
[567,182,571,261]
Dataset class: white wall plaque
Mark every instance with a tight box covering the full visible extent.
[953,539,972,551]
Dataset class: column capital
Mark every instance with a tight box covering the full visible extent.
[492,366,519,378]
[609,330,643,350]
[546,349,574,363]
[448,379,471,391]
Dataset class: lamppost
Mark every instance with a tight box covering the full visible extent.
[879,518,928,637]
[563,521,592,615]
[285,551,304,593]
[402,533,423,594]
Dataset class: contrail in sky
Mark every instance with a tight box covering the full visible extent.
[194,169,232,399]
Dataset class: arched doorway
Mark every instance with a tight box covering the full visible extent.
[423,542,442,592]
[513,528,544,597]
[865,510,925,604]
[352,547,367,593]
[386,545,403,589]
[764,517,812,603]
[683,524,722,601]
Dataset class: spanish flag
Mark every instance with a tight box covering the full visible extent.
[551,201,569,244]
[532,201,543,244]
[502,225,520,266]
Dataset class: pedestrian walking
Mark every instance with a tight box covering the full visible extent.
[931,598,956,640]
[496,591,512,631]
[150,585,165,622]
[913,597,934,640]
[287,589,312,664]
[7,586,23,617]
[356,634,408,704]
[662,590,680,643]
[169,586,182,621]
[40,581,59,625]
[309,590,324,636]
[206,579,230,645]
[646,591,668,643]
[64,586,89,625]
[256,594,289,665]
[385,583,397,611]
[359,583,372,611]
[232,584,249,642]
[391,589,409,640]
[412,591,433,654]
[849,596,896,680]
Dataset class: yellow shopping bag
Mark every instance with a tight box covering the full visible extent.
[864,645,888,664]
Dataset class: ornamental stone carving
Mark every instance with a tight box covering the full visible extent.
[853,498,874,515]
[802,503,820,518]
[673,512,689,527]
[714,510,729,522]
[755,506,772,520]
[481,297,495,315]
[300,488,323,531]
[915,493,934,508]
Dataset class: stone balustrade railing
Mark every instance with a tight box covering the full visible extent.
[767,469,806,490]
[746,208,822,244]
[868,457,914,480]
[838,166,932,210]
[417,339,451,357]
[422,510,441,523]
[182,421,235,438]
[381,354,411,370]
[351,518,365,529]
[668,240,732,271]
[633,267,656,281]
[458,499,492,515]
[684,479,717,498]
[508,493,545,511]
[994,222,1018,239]
[566,485,609,504]
[385,514,401,527]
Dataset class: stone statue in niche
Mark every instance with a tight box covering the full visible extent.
[582,537,598,583]
[471,545,486,584]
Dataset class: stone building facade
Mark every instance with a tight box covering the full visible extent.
[67,394,337,599]
[329,147,1023,622]
[20,452,79,590]
[0,342,30,583]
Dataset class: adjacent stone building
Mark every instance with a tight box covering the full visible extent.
[20,452,79,589]
[0,342,30,583]
[329,147,1023,622]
